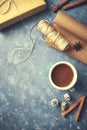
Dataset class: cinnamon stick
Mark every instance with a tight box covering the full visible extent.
[51,0,68,12]
[62,0,87,10]
[61,96,86,121]
[62,97,80,117]
[75,96,86,122]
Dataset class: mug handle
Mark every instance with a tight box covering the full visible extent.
[69,87,75,92]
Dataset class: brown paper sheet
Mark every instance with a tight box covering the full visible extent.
[45,11,87,64]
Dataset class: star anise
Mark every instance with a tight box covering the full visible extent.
[72,41,82,51]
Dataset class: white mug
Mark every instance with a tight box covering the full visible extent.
[49,61,77,90]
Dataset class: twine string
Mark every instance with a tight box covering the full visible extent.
[38,20,70,51]
[0,0,12,14]
[0,0,37,64]
[11,42,36,64]
[10,0,36,64]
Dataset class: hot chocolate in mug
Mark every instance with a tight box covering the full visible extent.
[49,61,77,90]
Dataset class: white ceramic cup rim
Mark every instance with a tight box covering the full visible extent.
[49,61,77,90]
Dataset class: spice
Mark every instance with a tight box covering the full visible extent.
[51,0,68,12]
[61,102,67,111]
[64,93,71,101]
[61,96,86,122]
[51,0,87,11]
[72,41,82,51]
[75,96,86,122]
[62,0,87,10]
[51,98,59,107]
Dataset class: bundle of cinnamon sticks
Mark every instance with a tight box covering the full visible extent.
[51,0,87,12]
[61,96,86,122]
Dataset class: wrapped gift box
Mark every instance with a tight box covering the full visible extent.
[0,0,46,29]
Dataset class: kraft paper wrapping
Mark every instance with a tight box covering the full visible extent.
[0,0,46,29]
[45,11,87,64]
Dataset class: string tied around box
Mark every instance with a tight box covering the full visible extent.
[0,0,12,15]
[0,0,37,64]
[38,20,70,51]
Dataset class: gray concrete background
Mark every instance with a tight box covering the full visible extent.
[0,0,87,130]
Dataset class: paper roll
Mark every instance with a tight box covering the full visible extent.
[45,11,87,64]
[54,11,87,42]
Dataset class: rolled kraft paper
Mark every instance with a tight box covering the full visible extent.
[45,36,87,64]
[45,11,87,64]
[54,11,87,42]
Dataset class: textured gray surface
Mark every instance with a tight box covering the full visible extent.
[0,0,87,130]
